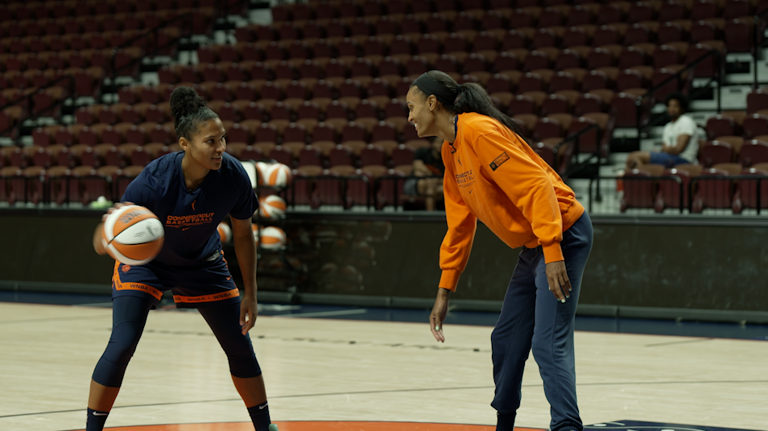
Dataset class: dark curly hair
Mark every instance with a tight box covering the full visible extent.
[665,92,688,113]
[169,86,219,140]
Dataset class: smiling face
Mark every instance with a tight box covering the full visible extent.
[180,117,227,170]
[406,86,438,138]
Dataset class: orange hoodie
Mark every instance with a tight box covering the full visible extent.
[439,112,585,291]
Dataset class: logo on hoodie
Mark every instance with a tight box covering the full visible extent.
[489,152,510,171]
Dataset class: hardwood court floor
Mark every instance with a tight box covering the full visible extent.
[0,302,767,431]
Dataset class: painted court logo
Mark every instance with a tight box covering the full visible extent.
[489,152,510,171]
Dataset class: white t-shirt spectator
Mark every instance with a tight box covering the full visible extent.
[662,114,700,164]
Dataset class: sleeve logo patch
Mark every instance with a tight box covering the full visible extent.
[489,152,510,171]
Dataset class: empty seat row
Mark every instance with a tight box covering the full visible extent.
[705,112,768,140]
[622,162,768,214]
[80,96,411,125]
[189,43,723,84]
[0,0,227,22]
[0,143,173,171]
[0,28,181,58]
[160,58,709,100]
[232,24,727,61]
[0,48,144,78]
[272,0,768,27]
[0,164,143,206]
[0,13,181,39]
[0,68,103,100]
[698,137,768,167]
[243,14,739,51]
[33,118,416,147]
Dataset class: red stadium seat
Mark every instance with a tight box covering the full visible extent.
[692,163,742,213]
[699,140,734,167]
[739,140,768,167]
[655,164,702,213]
[620,164,664,212]
[733,166,768,213]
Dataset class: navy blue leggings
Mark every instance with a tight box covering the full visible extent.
[93,296,261,387]
[490,212,593,431]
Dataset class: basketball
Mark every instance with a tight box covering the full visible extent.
[258,163,292,187]
[217,222,232,244]
[259,195,287,219]
[259,226,287,250]
[255,162,270,186]
[101,205,164,265]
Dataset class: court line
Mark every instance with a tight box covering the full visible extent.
[272,309,369,318]
[0,314,108,325]
[644,338,715,347]
[3,379,768,420]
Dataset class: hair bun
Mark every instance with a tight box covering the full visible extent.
[170,86,206,121]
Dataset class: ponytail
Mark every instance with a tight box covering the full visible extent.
[411,71,529,144]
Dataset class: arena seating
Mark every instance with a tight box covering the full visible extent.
[1,0,765,212]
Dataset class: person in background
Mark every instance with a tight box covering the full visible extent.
[625,92,701,170]
[404,136,446,211]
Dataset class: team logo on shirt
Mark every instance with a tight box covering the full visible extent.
[489,152,510,171]
[166,213,216,228]
[455,170,475,185]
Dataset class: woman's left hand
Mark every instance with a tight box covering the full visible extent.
[239,293,258,335]
[545,261,571,303]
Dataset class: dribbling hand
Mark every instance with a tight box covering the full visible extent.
[102,201,135,222]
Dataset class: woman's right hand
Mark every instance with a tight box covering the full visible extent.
[429,288,451,343]
[101,201,135,222]
[94,201,135,254]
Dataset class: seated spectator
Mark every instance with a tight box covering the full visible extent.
[625,93,702,170]
[404,137,445,211]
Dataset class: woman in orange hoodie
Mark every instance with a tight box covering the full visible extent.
[406,71,593,431]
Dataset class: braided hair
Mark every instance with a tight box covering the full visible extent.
[169,86,219,140]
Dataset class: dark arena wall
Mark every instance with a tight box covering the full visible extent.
[1,209,767,323]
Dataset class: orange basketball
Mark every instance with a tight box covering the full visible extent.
[102,205,164,265]
[259,195,287,219]
[259,226,287,250]
[257,162,293,187]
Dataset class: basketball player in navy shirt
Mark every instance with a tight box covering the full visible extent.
[87,87,278,431]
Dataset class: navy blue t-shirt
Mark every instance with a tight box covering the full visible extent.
[122,151,258,267]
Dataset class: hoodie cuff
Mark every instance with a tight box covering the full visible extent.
[542,242,564,264]
[438,269,461,292]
